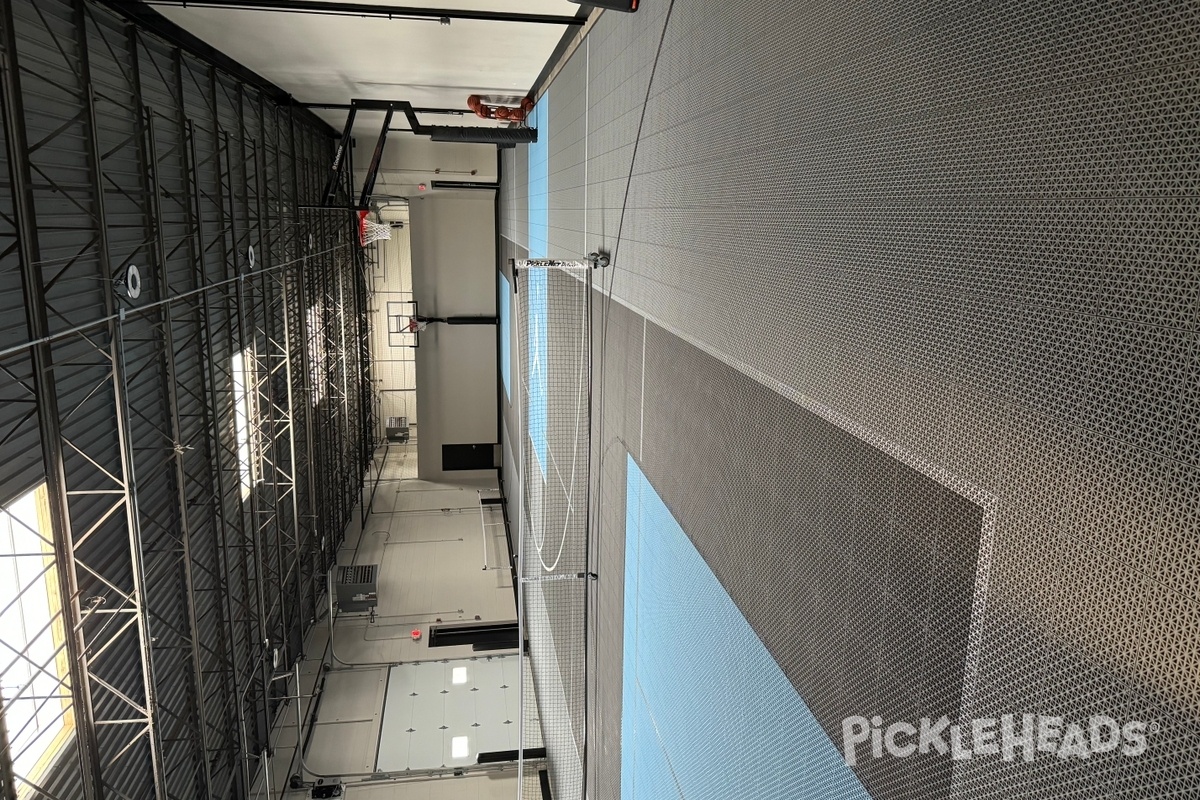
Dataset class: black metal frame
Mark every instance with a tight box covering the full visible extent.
[99,0,337,136]
[319,98,537,211]
[130,0,585,26]
[0,1,369,796]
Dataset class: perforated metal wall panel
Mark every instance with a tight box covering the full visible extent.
[501,1,1200,798]
[547,47,588,260]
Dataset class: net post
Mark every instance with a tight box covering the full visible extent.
[514,250,610,271]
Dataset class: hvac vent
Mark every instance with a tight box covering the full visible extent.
[336,564,379,613]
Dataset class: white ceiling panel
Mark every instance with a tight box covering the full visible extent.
[154,0,579,135]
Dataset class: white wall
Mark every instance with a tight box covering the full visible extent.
[410,192,498,482]
[370,227,417,430]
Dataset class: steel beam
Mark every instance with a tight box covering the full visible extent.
[211,85,273,774]
[72,2,168,795]
[0,3,105,797]
[138,0,584,25]
[320,103,355,207]
[335,250,353,529]
[184,106,254,796]
[302,102,466,116]
[140,104,216,797]
[171,41,245,794]
[97,0,338,136]
[294,207,325,588]
[289,116,322,626]
[242,96,290,681]
[274,107,309,653]
[358,254,373,474]
[358,105,394,209]
[333,235,349,532]
[0,691,18,800]
[272,103,300,658]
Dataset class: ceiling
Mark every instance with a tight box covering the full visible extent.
[152,0,580,134]
[151,0,580,209]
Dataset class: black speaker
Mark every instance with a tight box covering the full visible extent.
[569,0,639,12]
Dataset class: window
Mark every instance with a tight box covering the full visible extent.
[232,349,256,499]
[0,483,75,793]
[306,306,325,405]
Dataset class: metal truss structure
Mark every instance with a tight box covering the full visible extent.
[0,1,370,797]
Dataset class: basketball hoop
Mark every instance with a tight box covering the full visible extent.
[405,316,428,333]
[358,210,392,247]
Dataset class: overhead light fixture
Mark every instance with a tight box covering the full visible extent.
[451,736,469,759]
[452,667,467,685]
[113,264,142,300]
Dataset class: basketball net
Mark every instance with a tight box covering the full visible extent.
[358,210,392,247]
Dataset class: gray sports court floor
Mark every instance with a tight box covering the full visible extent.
[500,2,1200,799]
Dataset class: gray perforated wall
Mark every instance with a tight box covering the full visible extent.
[502,1,1200,798]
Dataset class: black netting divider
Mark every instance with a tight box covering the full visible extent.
[515,261,594,800]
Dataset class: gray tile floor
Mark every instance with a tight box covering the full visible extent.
[250,448,526,799]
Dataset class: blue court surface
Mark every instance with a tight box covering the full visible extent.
[622,454,870,800]
[527,93,549,260]
[525,92,549,476]
[526,270,548,477]
[499,271,512,399]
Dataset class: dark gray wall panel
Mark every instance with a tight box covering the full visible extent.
[636,315,982,799]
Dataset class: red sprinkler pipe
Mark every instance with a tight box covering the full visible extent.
[467,95,535,124]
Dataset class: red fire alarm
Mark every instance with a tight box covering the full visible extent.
[411,629,422,641]
[417,182,427,191]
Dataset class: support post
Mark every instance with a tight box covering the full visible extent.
[212,78,273,773]
[1,691,19,800]
[174,42,245,794]
[73,2,167,793]
[184,107,256,795]
[289,115,322,624]
[321,103,356,206]
[141,106,216,797]
[358,105,394,209]
[0,3,105,796]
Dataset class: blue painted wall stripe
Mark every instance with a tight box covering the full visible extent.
[527,270,548,476]
[623,454,871,800]
[499,271,512,399]
[526,93,549,476]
